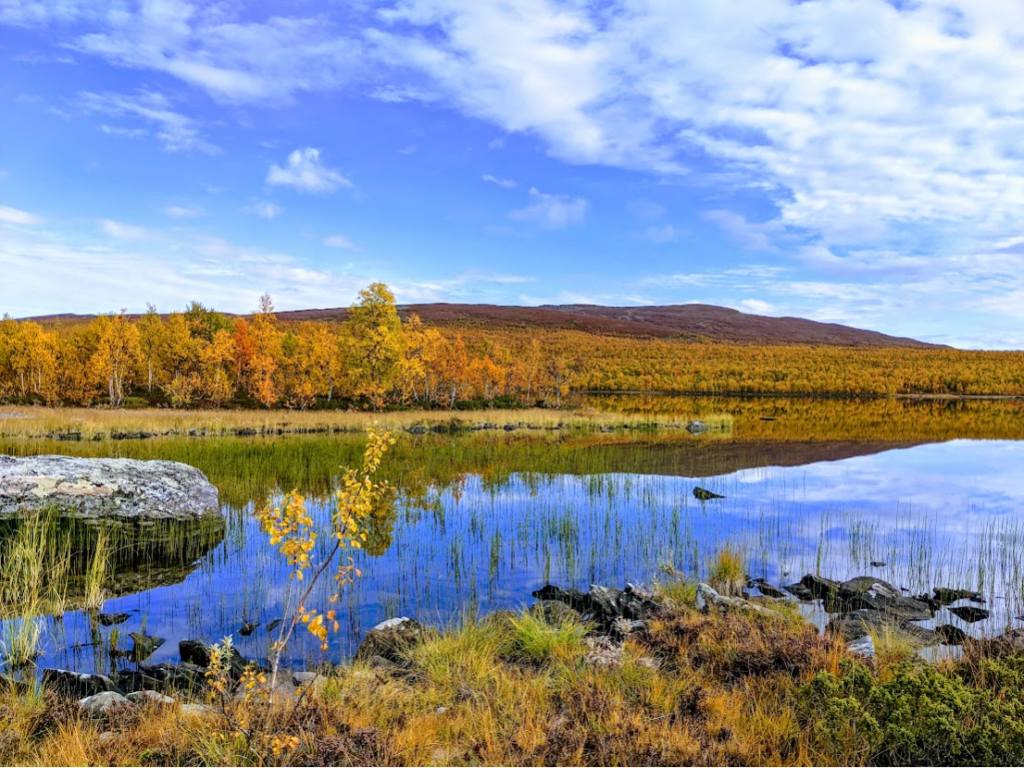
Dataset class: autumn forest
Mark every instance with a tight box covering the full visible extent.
[3,282,1024,411]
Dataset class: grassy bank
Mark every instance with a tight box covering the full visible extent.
[0,405,730,441]
[2,577,1024,766]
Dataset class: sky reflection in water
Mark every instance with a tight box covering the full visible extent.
[32,439,1024,675]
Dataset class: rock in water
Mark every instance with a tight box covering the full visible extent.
[693,486,725,501]
[0,455,219,520]
[98,612,130,626]
[685,420,709,435]
[934,624,969,645]
[948,605,990,623]
[129,632,166,662]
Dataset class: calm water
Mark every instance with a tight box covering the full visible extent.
[5,401,1024,676]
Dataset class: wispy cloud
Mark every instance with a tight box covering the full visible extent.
[266,148,351,193]
[510,187,587,228]
[162,204,205,219]
[98,219,153,240]
[0,205,43,226]
[483,173,517,189]
[323,234,355,249]
[80,90,219,154]
[243,201,284,220]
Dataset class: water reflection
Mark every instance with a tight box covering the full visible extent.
[8,437,1024,676]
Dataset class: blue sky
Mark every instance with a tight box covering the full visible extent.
[2,1,1024,348]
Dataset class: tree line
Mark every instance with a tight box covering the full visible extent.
[3,281,1024,410]
[0,284,573,410]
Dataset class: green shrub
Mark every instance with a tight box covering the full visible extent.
[800,658,1024,765]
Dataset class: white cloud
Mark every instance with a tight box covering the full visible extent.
[0,205,43,225]
[67,4,362,105]
[98,219,152,240]
[510,187,587,228]
[80,91,218,153]
[323,234,355,249]
[737,299,775,315]
[266,148,351,193]
[162,204,204,219]
[365,1,1024,265]
[243,201,284,219]
[482,173,517,188]
[488,137,505,150]
[702,210,779,252]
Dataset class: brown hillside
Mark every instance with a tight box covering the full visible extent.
[279,303,937,348]
[24,303,938,348]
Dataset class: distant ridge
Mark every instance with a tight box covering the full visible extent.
[280,302,938,348]
[24,303,938,348]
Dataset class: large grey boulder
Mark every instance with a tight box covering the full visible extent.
[0,455,219,520]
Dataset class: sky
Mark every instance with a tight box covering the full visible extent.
[2,1,1024,348]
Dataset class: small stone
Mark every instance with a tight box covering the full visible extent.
[847,635,876,658]
[97,612,130,626]
[238,622,259,637]
[79,691,130,717]
[266,618,283,633]
[126,690,175,705]
[355,617,430,664]
[685,420,709,435]
[870,561,886,568]
[436,706,448,715]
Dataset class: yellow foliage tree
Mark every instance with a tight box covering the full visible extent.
[90,311,141,408]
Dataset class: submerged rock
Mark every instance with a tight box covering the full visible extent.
[97,612,130,627]
[948,605,990,623]
[238,622,259,637]
[0,455,219,520]
[934,587,985,605]
[692,486,724,501]
[355,618,430,665]
[129,632,166,662]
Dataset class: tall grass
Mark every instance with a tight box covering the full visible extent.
[0,511,70,666]
[83,529,110,612]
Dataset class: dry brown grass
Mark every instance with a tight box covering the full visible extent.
[0,405,732,441]
[0,595,850,767]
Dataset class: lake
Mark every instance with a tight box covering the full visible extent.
[3,395,1024,675]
